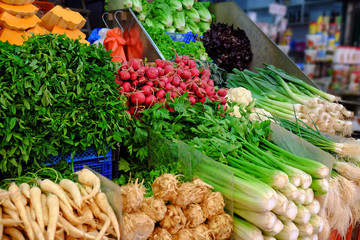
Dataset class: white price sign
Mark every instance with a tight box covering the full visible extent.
[269,3,287,16]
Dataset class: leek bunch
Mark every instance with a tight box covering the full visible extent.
[227,64,354,137]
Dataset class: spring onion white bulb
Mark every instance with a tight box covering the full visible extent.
[294,188,306,205]
[311,179,329,195]
[263,219,284,236]
[296,223,314,237]
[306,199,320,215]
[279,183,299,200]
[272,191,289,215]
[263,236,276,240]
[234,207,277,232]
[309,215,324,234]
[275,221,299,240]
[233,216,264,240]
[294,204,311,225]
[304,188,314,205]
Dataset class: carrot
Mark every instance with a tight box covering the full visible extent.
[4,227,25,240]
[47,194,60,240]
[29,186,44,232]
[59,215,97,239]
[95,192,120,240]
[26,206,45,240]
[59,200,82,226]
[41,194,48,227]
[40,179,72,212]
[19,183,30,199]
[59,179,82,208]
[76,169,101,202]
[9,183,35,240]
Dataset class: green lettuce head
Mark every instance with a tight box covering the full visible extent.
[166,0,183,11]
[181,0,194,10]
[194,2,212,23]
[185,8,200,23]
[153,3,174,27]
[173,11,185,31]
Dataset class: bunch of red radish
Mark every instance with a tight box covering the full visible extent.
[115,56,228,115]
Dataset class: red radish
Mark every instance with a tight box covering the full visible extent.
[167,107,175,112]
[145,95,157,107]
[129,59,140,70]
[188,60,196,69]
[218,88,227,97]
[174,55,181,63]
[177,87,184,95]
[182,59,188,65]
[179,62,186,69]
[172,76,181,86]
[120,71,130,80]
[128,66,135,74]
[144,65,149,71]
[192,83,198,92]
[164,65,174,75]
[131,92,146,105]
[171,92,177,98]
[159,98,166,103]
[199,97,206,104]
[132,80,139,86]
[200,80,208,88]
[155,59,162,66]
[176,68,183,76]
[146,67,159,79]
[207,80,214,87]
[193,77,200,83]
[145,81,153,87]
[137,67,145,77]
[125,110,131,115]
[179,82,187,90]
[138,76,146,84]
[130,72,137,81]
[118,80,124,86]
[165,83,173,91]
[205,86,215,96]
[189,96,196,105]
[129,107,136,115]
[123,82,131,92]
[159,81,166,88]
[121,64,129,70]
[182,70,191,80]
[164,61,172,66]
[156,89,166,99]
[160,77,169,84]
[201,69,211,77]
[141,85,152,96]
[196,88,205,98]
[219,97,227,105]
[213,94,219,100]
[183,66,190,70]
[190,68,200,77]
[157,67,165,76]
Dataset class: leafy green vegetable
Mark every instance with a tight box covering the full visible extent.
[166,0,182,11]
[144,26,210,61]
[194,2,212,22]
[186,19,200,34]
[124,0,133,8]
[0,34,130,179]
[132,0,143,12]
[173,10,186,31]
[184,8,200,23]
[136,0,151,21]
[199,21,211,34]
[181,0,194,10]
[153,3,174,27]
[166,26,176,33]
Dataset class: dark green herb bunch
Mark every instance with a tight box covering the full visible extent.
[0,34,130,178]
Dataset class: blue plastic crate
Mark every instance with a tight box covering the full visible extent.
[48,147,113,179]
[166,32,199,44]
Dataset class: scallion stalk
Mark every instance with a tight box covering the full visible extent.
[306,199,320,215]
[296,223,314,237]
[309,215,324,234]
[310,179,329,195]
[234,207,277,232]
[275,221,299,240]
[304,188,314,205]
[294,204,311,225]
[272,191,289,215]
[233,216,264,240]
[263,219,284,236]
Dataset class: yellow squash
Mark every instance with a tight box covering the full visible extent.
[0,2,38,17]
[0,11,40,30]
[41,5,86,31]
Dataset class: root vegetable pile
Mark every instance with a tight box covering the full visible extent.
[120,174,232,240]
[0,169,120,240]
[115,56,228,116]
